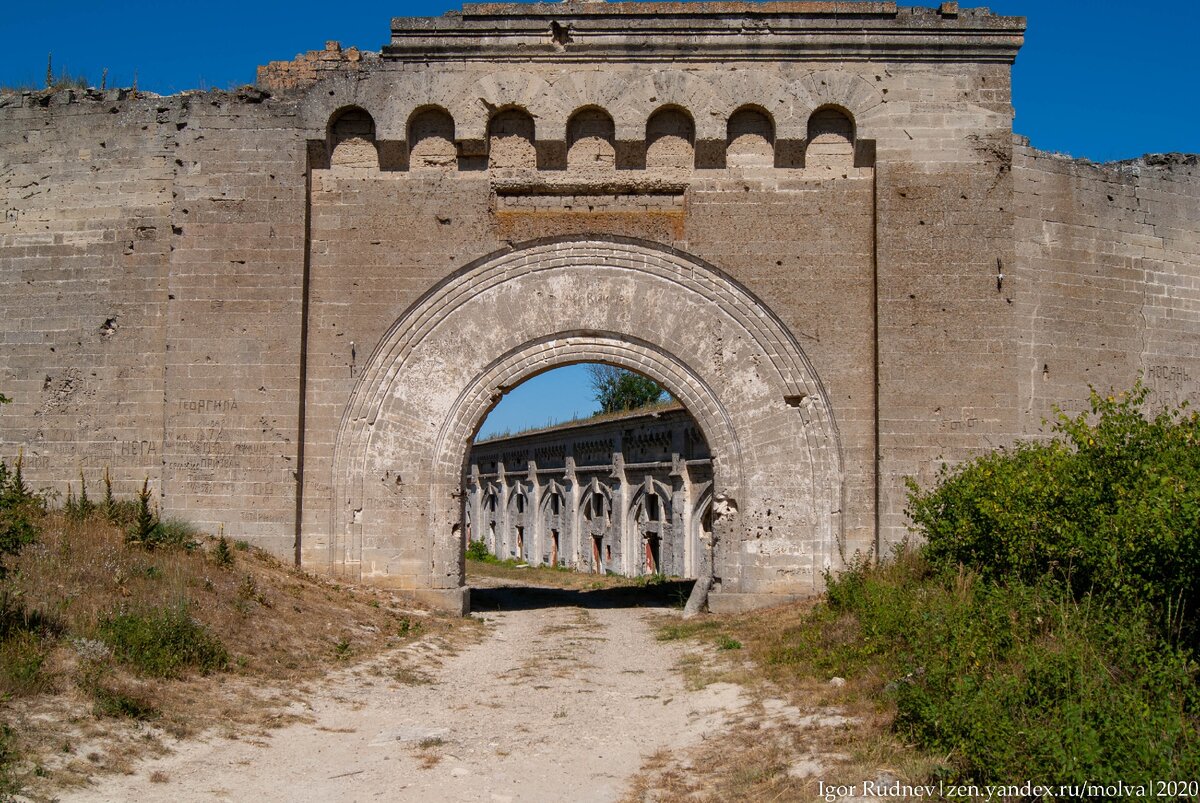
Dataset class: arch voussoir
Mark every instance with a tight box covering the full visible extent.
[330,237,843,614]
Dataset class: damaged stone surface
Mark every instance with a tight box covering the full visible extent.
[0,2,1197,613]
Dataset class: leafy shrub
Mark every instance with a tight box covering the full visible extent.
[0,595,56,643]
[0,631,49,698]
[812,555,1200,784]
[98,606,228,678]
[153,518,200,551]
[800,387,1200,783]
[333,638,351,660]
[0,593,58,698]
[0,722,20,798]
[103,499,139,529]
[125,478,199,551]
[102,467,117,523]
[65,471,96,522]
[465,540,491,561]
[125,477,158,548]
[908,385,1200,647]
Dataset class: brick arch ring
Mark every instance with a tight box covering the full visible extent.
[329,236,844,613]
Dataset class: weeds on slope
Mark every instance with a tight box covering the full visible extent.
[0,464,458,799]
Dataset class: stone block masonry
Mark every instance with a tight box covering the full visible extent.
[1,2,1196,613]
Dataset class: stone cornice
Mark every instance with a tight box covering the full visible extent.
[386,2,1025,64]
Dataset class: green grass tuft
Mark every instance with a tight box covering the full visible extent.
[98,605,228,679]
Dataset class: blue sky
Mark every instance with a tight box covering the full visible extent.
[476,365,598,439]
[2,1,1195,160]
[2,1,1194,438]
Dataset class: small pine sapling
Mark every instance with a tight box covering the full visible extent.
[64,483,77,520]
[77,470,94,519]
[212,525,233,568]
[103,467,117,523]
[127,477,159,548]
[6,451,32,506]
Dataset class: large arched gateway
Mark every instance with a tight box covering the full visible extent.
[330,238,844,613]
[4,3,1197,617]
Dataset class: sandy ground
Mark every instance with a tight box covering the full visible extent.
[63,581,745,803]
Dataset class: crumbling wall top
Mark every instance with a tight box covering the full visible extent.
[258,41,378,93]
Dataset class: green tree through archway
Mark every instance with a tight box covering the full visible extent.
[585,365,667,414]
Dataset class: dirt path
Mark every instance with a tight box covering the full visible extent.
[65,582,745,802]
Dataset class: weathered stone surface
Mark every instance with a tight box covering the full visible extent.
[0,2,1196,613]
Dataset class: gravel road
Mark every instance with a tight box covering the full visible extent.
[66,580,744,802]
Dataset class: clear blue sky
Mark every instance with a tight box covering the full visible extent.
[476,365,598,439]
[2,1,1195,160]
[2,1,1194,438]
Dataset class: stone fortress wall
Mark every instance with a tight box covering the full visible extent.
[0,2,1196,612]
[466,406,712,578]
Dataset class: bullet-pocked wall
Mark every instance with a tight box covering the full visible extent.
[1,3,1197,613]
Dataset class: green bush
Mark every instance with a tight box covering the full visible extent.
[0,593,58,699]
[465,540,491,561]
[212,536,234,568]
[64,471,96,522]
[772,386,1200,784]
[98,605,228,678]
[813,556,1200,784]
[0,631,49,698]
[126,477,153,545]
[0,722,20,798]
[908,385,1200,647]
[153,518,201,551]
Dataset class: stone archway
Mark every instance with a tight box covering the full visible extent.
[329,237,843,613]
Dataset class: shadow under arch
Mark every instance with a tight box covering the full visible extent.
[328,235,844,613]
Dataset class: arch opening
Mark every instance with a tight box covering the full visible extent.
[465,363,711,585]
[806,106,856,170]
[327,237,844,615]
[726,106,775,167]
[646,107,695,172]
[566,107,616,170]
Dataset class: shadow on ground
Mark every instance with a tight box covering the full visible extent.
[468,579,694,612]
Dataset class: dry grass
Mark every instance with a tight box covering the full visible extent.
[0,512,471,799]
[624,602,937,802]
[414,736,446,769]
[12,515,435,679]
